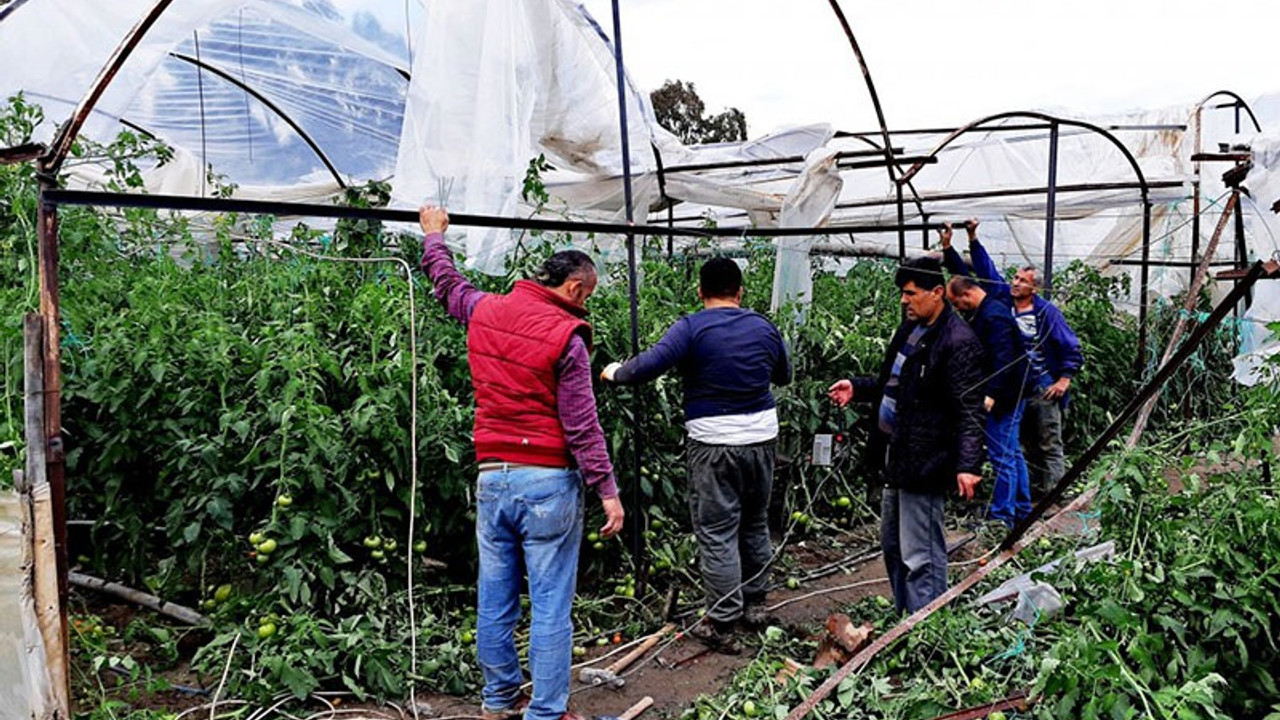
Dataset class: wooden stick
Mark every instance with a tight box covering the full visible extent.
[1126,191,1238,446]
[25,313,70,718]
[604,623,675,674]
[69,572,210,626]
[617,696,654,720]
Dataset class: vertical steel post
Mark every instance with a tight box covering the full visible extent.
[1043,122,1060,295]
[1190,105,1203,289]
[1136,198,1152,375]
[1234,188,1252,310]
[609,0,645,574]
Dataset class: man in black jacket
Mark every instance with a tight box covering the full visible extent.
[942,224,1032,528]
[828,256,986,613]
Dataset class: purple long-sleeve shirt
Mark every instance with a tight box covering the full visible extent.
[420,234,618,499]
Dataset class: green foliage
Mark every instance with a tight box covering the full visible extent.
[4,96,1277,711]
[650,79,748,144]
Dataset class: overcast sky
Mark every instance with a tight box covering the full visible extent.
[578,0,1279,136]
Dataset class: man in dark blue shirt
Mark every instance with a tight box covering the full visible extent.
[602,257,791,652]
[941,222,1032,527]
[941,220,1083,501]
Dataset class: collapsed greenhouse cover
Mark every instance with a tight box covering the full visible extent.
[1,0,1279,382]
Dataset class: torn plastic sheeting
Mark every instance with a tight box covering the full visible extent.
[392,0,665,274]
[973,540,1115,607]
[771,147,843,315]
[0,492,55,720]
[1010,582,1065,624]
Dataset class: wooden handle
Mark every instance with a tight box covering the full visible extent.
[617,696,654,720]
[605,623,675,674]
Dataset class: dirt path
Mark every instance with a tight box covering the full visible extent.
[417,531,892,720]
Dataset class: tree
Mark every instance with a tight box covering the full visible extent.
[650,79,747,145]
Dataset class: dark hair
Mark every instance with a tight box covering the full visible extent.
[894,256,944,291]
[948,274,981,293]
[534,250,596,287]
[699,256,743,299]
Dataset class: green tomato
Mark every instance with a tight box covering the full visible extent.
[459,630,475,643]
[363,535,382,549]
[596,637,608,646]
[874,595,892,608]
[256,554,271,564]
[248,532,264,545]
[383,539,398,552]
[742,701,758,718]
[370,549,386,560]
[989,712,1007,720]
[586,531,600,543]
[202,599,217,610]
[256,538,278,554]
[650,518,664,531]
[275,493,293,508]
[836,496,852,508]
[592,542,605,551]
[213,584,232,603]
[786,577,800,590]
[257,622,277,639]
[624,587,635,598]
[413,540,428,553]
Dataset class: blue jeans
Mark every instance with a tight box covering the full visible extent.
[880,488,948,614]
[475,467,584,720]
[987,401,1031,526]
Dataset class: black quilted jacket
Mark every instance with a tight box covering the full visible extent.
[851,304,986,495]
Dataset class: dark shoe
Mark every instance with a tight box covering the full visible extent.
[741,600,774,629]
[480,692,531,720]
[689,618,743,655]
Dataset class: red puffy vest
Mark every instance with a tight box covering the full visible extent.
[467,280,592,466]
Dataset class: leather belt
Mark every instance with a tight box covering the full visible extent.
[477,461,568,473]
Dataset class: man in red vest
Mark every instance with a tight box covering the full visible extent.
[419,206,624,720]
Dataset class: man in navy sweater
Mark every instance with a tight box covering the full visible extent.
[941,220,1083,501]
[941,222,1031,527]
[602,258,791,652]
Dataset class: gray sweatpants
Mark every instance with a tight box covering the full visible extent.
[1022,394,1065,498]
[686,438,776,624]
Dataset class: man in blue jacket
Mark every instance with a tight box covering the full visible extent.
[941,223,1031,527]
[829,256,986,613]
[941,220,1083,501]
[602,257,791,652]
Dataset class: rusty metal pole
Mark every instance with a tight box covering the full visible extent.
[35,171,69,716]
[824,0,901,255]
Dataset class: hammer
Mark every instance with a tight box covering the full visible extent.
[579,623,675,688]
[592,696,654,720]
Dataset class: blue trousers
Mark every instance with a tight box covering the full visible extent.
[880,488,948,614]
[475,467,583,720]
[987,401,1031,526]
